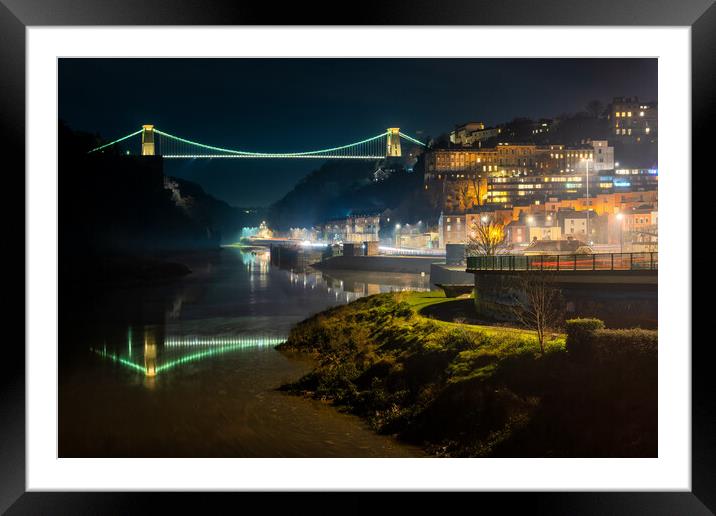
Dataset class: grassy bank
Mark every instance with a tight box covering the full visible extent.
[277,291,657,457]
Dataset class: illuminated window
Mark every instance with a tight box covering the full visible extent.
[639,111,644,117]
[627,112,632,117]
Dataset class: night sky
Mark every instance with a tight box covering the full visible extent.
[59,58,657,207]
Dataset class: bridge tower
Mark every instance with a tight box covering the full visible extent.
[141,124,156,156]
[386,127,401,157]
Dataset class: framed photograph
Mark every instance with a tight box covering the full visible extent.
[4,0,711,512]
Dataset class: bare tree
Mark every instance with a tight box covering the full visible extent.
[467,163,484,209]
[455,181,472,212]
[510,272,564,354]
[466,219,507,256]
[586,99,604,119]
[470,178,486,210]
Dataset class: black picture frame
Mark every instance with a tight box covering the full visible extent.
[2,0,710,512]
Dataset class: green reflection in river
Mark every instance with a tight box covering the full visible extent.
[155,342,279,373]
[91,332,285,377]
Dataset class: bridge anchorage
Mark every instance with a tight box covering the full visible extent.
[88,125,426,159]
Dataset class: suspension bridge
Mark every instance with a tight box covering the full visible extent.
[88,125,426,159]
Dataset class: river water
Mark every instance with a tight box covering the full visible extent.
[59,248,429,457]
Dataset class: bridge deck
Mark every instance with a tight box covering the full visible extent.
[466,252,657,273]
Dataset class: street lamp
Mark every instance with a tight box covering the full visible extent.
[581,157,593,244]
[526,216,534,242]
[616,213,624,253]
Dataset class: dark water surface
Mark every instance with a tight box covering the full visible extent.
[59,248,429,457]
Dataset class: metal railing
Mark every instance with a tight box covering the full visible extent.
[466,252,658,272]
[378,246,446,257]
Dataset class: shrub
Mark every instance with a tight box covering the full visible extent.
[565,318,605,357]
[590,328,658,360]
[566,318,657,363]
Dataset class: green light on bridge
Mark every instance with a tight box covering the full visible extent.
[398,132,427,146]
[88,127,427,157]
[87,129,143,154]
[154,128,389,157]
[162,155,386,159]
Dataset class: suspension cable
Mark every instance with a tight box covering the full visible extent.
[87,127,427,157]
[87,129,143,153]
[155,129,389,157]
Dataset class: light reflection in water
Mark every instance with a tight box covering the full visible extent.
[88,250,429,382]
[155,343,278,374]
[248,248,430,303]
[91,327,286,379]
[66,248,432,457]
[144,329,157,377]
[243,249,270,289]
[165,336,286,347]
[285,266,430,302]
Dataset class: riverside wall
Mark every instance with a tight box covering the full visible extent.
[313,255,444,274]
[472,271,658,328]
